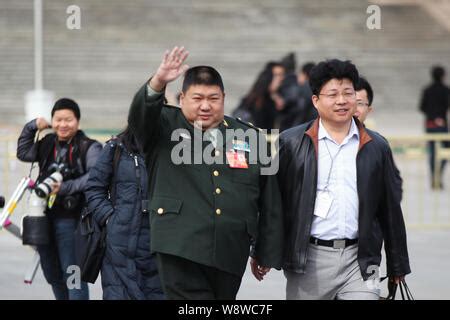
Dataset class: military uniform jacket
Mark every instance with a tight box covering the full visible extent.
[128,83,284,277]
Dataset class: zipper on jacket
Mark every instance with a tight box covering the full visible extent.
[134,155,141,194]
[128,154,143,259]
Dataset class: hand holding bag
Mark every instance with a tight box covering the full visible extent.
[380,276,414,300]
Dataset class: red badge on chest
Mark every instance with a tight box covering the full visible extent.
[226,150,248,169]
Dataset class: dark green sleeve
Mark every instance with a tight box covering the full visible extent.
[127,82,165,154]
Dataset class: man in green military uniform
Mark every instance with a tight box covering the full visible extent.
[128,46,283,299]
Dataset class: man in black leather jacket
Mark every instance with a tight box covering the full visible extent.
[277,59,410,300]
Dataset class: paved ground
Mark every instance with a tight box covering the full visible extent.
[0,116,449,300]
[0,226,449,300]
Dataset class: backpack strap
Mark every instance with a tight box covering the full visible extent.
[80,140,95,172]
[75,131,97,174]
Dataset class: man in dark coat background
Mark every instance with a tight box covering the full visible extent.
[419,65,450,189]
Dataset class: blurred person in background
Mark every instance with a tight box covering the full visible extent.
[233,61,285,130]
[419,65,450,189]
[276,60,318,132]
[355,75,404,210]
[297,62,318,124]
[354,76,374,124]
[278,60,317,132]
[276,52,303,131]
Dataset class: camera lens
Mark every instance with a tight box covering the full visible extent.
[35,172,63,198]
[35,182,52,198]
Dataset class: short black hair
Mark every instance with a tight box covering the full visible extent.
[309,59,359,96]
[51,98,80,120]
[281,52,296,74]
[182,66,224,93]
[301,62,315,78]
[431,65,445,83]
[355,76,374,106]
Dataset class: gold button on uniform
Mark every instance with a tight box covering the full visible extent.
[216,209,221,215]
[213,170,219,177]
[157,208,164,215]
[215,188,221,194]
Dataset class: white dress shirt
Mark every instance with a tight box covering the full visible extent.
[310,118,360,240]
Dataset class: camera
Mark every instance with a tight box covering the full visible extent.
[46,162,76,180]
[35,171,63,198]
[35,165,82,211]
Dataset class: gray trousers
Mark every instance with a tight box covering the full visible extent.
[284,243,380,300]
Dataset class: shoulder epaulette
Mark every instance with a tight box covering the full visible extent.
[163,103,181,110]
[235,117,261,131]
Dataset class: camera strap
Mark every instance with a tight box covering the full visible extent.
[54,137,73,165]
[28,131,41,178]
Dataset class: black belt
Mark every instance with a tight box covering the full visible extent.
[310,237,358,249]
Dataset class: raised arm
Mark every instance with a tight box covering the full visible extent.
[128,46,189,152]
[149,46,190,92]
[16,118,51,162]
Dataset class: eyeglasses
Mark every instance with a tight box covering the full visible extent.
[318,91,356,101]
[356,101,370,107]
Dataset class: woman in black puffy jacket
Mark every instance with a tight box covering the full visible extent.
[85,127,164,300]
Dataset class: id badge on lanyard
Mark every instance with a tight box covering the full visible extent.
[313,190,333,219]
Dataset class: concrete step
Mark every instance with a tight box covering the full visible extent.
[1,0,449,128]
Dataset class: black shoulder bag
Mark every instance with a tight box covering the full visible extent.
[74,143,121,283]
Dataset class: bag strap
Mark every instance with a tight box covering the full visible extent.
[79,137,96,173]
[399,281,405,300]
[380,276,413,300]
[401,279,414,300]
